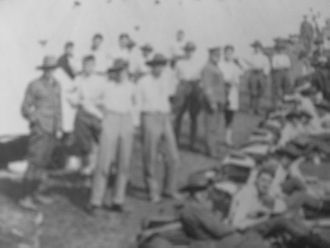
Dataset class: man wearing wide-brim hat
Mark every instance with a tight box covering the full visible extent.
[174,41,203,151]
[271,38,292,109]
[246,40,270,115]
[89,58,135,214]
[137,53,181,203]
[20,55,62,210]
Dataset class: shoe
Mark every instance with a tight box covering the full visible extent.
[19,197,38,210]
[109,203,131,214]
[34,194,54,205]
[85,204,103,216]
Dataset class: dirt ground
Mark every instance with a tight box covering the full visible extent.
[2,87,330,248]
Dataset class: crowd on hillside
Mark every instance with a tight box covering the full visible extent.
[16,12,330,248]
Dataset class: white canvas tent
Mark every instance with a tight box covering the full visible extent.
[0,0,329,136]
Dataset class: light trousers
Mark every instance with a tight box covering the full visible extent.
[90,112,134,206]
[142,113,180,198]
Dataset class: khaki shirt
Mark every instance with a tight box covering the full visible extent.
[21,76,62,133]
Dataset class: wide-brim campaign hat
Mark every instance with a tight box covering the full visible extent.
[180,173,209,193]
[140,43,153,52]
[251,40,263,48]
[36,55,58,70]
[182,41,196,51]
[146,53,168,66]
[107,58,128,73]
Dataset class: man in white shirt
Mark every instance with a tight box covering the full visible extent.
[247,41,270,115]
[137,53,181,203]
[170,29,186,66]
[271,40,292,109]
[230,168,285,230]
[70,55,105,176]
[111,33,131,64]
[219,45,244,146]
[89,59,135,214]
[87,33,110,74]
[174,41,203,150]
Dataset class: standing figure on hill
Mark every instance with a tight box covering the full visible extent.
[137,54,181,203]
[89,59,135,214]
[20,56,62,209]
[246,41,270,115]
[219,45,244,147]
[174,42,203,150]
[200,46,224,158]
[300,15,315,54]
[271,39,292,108]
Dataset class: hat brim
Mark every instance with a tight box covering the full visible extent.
[146,60,168,66]
[36,65,58,70]
[180,184,208,193]
[141,47,153,51]
[107,67,126,73]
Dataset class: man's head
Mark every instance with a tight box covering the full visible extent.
[209,47,221,64]
[82,55,95,75]
[37,55,58,78]
[251,41,263,53]
[224,45,234,61]
[64,41,74,56]
[107,58,128,82]
[92,33,103,49]
[141,44,153,58]
[183,41,196,58]
[176,29,185,42]
[119,33,130,49]
[146,53,168,77]
[256,168,275,196]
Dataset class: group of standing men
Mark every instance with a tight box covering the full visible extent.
[19,14,325,213]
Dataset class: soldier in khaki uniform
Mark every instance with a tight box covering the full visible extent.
[20,56,62,209]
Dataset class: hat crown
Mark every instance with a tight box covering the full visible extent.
[184,41,196,50]
[113,58,127,68]
[40,55,57,68]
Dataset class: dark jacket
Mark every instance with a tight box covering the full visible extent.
[200,61,224,111]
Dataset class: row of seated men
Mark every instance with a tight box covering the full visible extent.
[137,78,330,248]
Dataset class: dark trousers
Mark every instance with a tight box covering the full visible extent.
[174,81,202,148]
[71,109,101,157]
[25,123,56,195]
[204,103,222,157]
[248,71,266,114]
[271,69,291,108]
